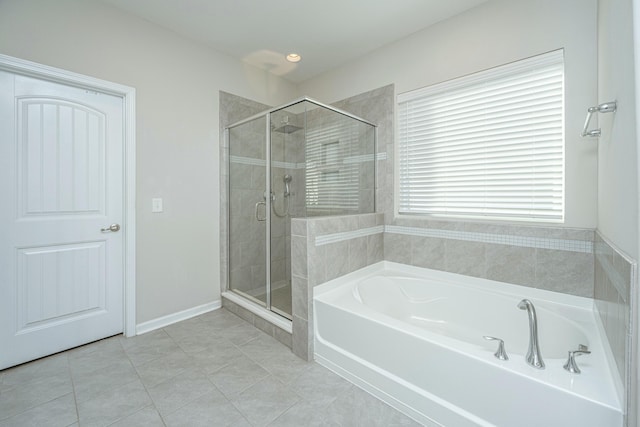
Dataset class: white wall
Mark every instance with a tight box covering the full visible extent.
[598,0,639,261]
[299,0,599,229]
[0,0,298,324]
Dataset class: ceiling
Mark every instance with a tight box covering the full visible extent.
[100,0,487,83]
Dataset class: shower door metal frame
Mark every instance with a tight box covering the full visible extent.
[225,96,377,319]
[264,116,272,310]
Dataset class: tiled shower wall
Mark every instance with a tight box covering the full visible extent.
[220,92,270,292]
[304,105,376,216]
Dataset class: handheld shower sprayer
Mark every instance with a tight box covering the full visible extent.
[271,174,292,218]
[283,174,292,197]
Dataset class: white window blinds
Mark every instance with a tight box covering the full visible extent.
[398,50,565,222]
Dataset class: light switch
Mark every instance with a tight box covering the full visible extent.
[152,198,163,213]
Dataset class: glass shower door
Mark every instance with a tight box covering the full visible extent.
[228,116,268,307]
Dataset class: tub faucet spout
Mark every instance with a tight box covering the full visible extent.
[517,299,545,369]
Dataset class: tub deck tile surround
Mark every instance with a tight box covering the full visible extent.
[0,308,420,427]
[290,213,384,361]
[383,222,596,298]
[594,231,637,425]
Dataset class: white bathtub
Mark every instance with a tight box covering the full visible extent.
[313,261,623,427]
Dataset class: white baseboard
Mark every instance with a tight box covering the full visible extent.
[135,300,222,335]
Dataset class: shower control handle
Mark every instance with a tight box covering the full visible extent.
[255,201,266,221]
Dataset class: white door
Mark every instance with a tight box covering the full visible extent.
[0,71,124,369]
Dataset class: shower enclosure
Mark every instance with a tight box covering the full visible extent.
[226,98,376,320]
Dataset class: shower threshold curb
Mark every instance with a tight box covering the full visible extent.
[222,291,293,333]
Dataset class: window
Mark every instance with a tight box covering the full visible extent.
[398,50,564,222]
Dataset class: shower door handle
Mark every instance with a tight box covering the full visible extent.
[255,201,266,221]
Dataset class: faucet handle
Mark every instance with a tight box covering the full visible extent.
[484,336,509,361]
[563,346,591,374]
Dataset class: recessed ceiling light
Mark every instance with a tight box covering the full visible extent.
[286,53,301,63]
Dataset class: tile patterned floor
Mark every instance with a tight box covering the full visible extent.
[0,308,421,426]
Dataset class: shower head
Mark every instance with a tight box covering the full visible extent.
[272,115,302,134]
[273,124,302,134]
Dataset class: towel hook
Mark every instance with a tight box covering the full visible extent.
[582,101,617,137]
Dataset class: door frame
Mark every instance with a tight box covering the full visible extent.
[0,53,137,337]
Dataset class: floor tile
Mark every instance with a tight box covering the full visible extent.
[197,310,245,331]
[163,389,245,427]
[147,368,216,417]
[0,308,421,426]
[76,379,152,427]
[67,336,123,360]
[207,354,270,398]
[0,371,73,420]
[267,399,339,427]
[107,405,164,427]
[290,364,351,407]
[216,321,262,346]
[231,376,300,427]
[228,417,252,427]
[0,393,77,427]
[134,348,192,388]
[190,342,244,375]
[68,343,129,378]
[256,351,312,385]
[162,316,208,341]
[121,330,183,367]
[0,353,69,390]
[238,333,292,363]
[72,358,139,403]
[324,386,421,426]
[173,329,225,354]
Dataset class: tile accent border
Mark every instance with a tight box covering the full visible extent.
[230,155,305,170]
[230,152,387,170]
[314,224,594,253]
[315,226,384,246]
[385,225,593,253]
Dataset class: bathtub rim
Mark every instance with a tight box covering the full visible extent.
[314,261,595,309]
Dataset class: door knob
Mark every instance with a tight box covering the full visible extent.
[101,223,121,232]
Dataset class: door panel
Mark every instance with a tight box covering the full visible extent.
[17,242,106,332]
[0,71,124,369]
[18,99,105,216]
